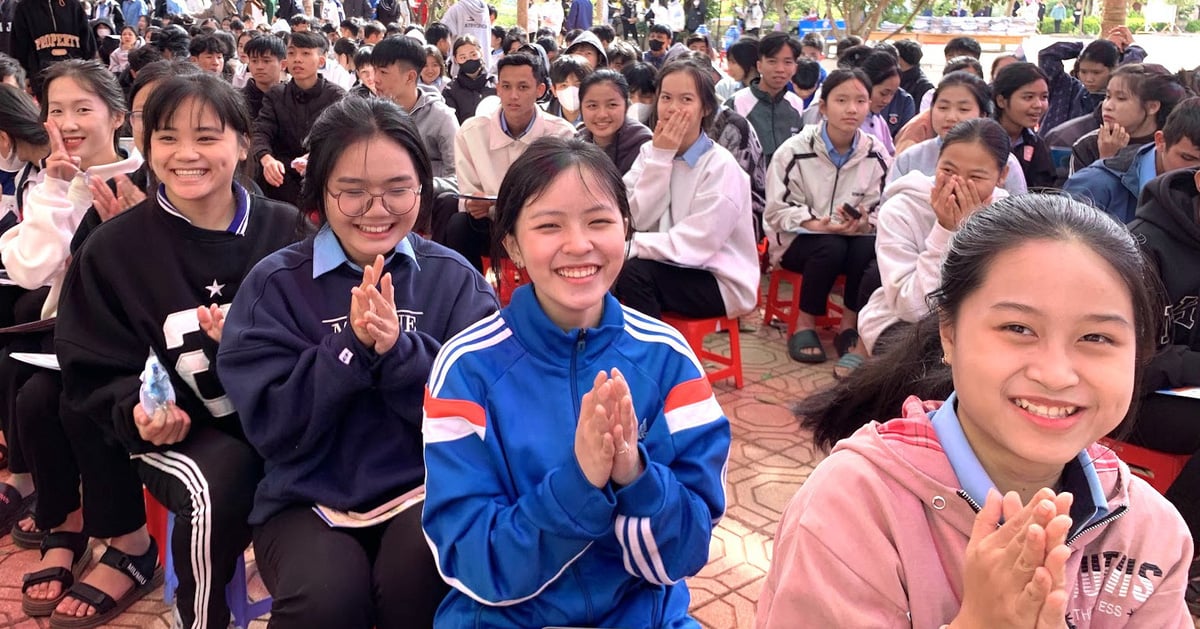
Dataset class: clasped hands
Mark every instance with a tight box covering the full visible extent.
[575,368,645,489]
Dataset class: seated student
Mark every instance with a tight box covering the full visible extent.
[991,62,1056,190]
[547,54,592,125]
[616,58,758,321]
[563,29,607,69]
[1038,37,1120,135]
[420,44,448,92]
[252,31,346,207]
[1064,96,1200,223]
[443,52,575,271]
[642,23,672,69]
[1069,64,1188,176]
[0,84,47,226]
[897,56,985,153]
[604,39,638,72]
[798,32,828,83]
[55,73,305,629]
[188,32,226,74]
[868,42,916,140]
[836,46,904,156]
[941,35,981,63]
[424,20,452,60]
[369,36,458,179]
[765,69,891,372]
[1127,165,1200,615]
[620,61,657,125]
[791,58,820,108]
[727,32,806,164]
[894,39,933,109]
[442,35,495,124]
[886,72,1027,197]
[757,194,1193,628]
[349,45,376,98]
[860,119,1012,357]
[241,33,285,122]
[422,136,730,629]
[715,37,759,102]
[576,69,652,175]
[217,97,497,629]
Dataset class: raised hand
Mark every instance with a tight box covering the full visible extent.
[607,368,644,487]
[90,174,146,221]
[43,121,81,182]
[652,108,692,154]
[352,269,400,354]
[349,255,384,350]
[133,401,192,446]
[196,303,225,343]
[1097,122,1130,159]
[575,371,616,488]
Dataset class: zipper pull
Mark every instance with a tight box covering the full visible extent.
[576,330,586,353]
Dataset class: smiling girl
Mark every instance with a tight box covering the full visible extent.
[758,194,1192,628]
[422,136,730,628]
[55,73,304,629]
[577,69,652,175]
[216,96,497,629]
[992,62,1056,190]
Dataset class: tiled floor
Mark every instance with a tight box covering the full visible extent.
[0,311,836,629]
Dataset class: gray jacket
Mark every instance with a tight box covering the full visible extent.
[408,90,461,179]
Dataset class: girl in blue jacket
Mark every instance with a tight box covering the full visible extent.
[422,136,731,628]
[216,97,498,629]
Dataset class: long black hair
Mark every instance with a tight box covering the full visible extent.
[799,194,1161,451]
[0,85,49,149]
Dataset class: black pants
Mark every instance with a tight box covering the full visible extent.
[444,212,492,273]
[134,422,261,629]
[253,504,448,629]
[0,286,52,476]
[18,369,144,536]
[779,234,876,316]
[1128,394,1200,541]
[613,258,726,320]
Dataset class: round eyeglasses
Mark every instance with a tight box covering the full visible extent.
[327,186,422,217]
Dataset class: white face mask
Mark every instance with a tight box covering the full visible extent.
[97,27,112,37]
[627,102,651,123]
[556,85,580,112]
[0,144,22,171]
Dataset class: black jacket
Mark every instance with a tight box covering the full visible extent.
[342,0,369,18]
[1012,127,1057,191]
[442,70,495,125]
[899,65,934,110]
[576,117,653,176]
[1129,168,1200,391]
[251,76,345,167]
[12,0,97,93]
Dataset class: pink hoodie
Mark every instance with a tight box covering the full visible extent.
[756,397,1193,628]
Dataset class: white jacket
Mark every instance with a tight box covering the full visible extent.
[763,124,891,267]
[0,150,143,318]
[624,136,759,317]
[857,171,1009,353]
[454,107,576,211]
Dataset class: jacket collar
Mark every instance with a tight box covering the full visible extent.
[502,284,626,363]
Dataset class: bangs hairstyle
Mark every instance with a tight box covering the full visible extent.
[0,84,49,147]
[652,59,718,129]
[300,97,434,222]
[931,70,992,118]
[820,68,871,102]
[140,73,251,171]
[939,118,1010,171]
[797,194,1160,450]
[491,136,630,263]
[39,59,127,122]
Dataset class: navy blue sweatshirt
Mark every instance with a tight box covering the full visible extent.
[217,229,498,525]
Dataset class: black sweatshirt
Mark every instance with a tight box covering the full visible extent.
[1129,168,1200,391]
[55,193,305,454]
[11,0,96,93]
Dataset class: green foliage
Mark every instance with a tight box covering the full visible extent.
[1188,18,1200,32]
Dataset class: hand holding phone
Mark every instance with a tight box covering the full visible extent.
[841,203,862,220]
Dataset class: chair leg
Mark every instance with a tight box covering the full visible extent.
[728,321,743,389]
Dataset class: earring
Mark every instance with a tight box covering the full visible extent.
[941,354,950,366]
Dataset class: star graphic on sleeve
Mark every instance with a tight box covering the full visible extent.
[205,280,226,299]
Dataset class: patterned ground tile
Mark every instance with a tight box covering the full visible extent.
[0,307,836,628]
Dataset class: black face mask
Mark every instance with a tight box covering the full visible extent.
[648,39,664,52]
[460,59,482,76]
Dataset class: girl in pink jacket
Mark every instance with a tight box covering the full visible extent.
[758,194,1193,628]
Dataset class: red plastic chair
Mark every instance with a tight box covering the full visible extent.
[1098,438,1189,494]
[660,314,743,389]
[480,256,529,306]
[761,269,844,336]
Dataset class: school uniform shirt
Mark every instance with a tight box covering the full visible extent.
[857,171,1010,354]
[55,185,305,454]
[217,228,497,525]
[756,394,1193,628]
[422,286,730,628]
[880,88,916,140]
[453,107,576,210]
[885,137,1027,199]
[0,150,143,318]
[727,80,807,163]
[1011,127,1057,190]
[1128,168,1200,391]
[624,132,759,318]
[763,123,891,267]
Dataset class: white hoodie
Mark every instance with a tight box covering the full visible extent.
[857,171,1009,353]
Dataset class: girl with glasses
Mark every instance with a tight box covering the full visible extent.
[215,96,498,629]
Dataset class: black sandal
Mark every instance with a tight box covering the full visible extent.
[21,531,93,617]
[49,537,161,629]
[0,485,40,548]
[787,329,827,363]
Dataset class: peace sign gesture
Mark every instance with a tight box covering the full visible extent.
[43,121,81,182]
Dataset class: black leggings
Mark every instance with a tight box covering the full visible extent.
[779,234,876,316]
[443,212,492,274]
[613,258,726,320]
[253,504,448,629]
[1127,394,1200,542]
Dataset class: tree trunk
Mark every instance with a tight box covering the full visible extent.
[518,0,528,31]
[771,0,788,31]
[1101,0,1126,35]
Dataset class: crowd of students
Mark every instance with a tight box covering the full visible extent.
[0,2,1198,626]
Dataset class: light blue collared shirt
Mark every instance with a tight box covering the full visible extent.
[311,225,419,279]
[156,182,250,235]
[677,131,714,168]
[930,392,1110,537]
[821,122,859,169]
[1137,145,1159,191]
[499,110,538,140]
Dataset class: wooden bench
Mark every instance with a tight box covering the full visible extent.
[869,31,1027,50]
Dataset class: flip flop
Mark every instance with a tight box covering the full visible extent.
[833,353,866,380]
[833,329,859,358]
[49,538,161,629]
[22,531,93,617]
[787,329,827,363]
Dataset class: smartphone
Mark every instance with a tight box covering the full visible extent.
[841,203,862,220]
[458,193,498,202]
